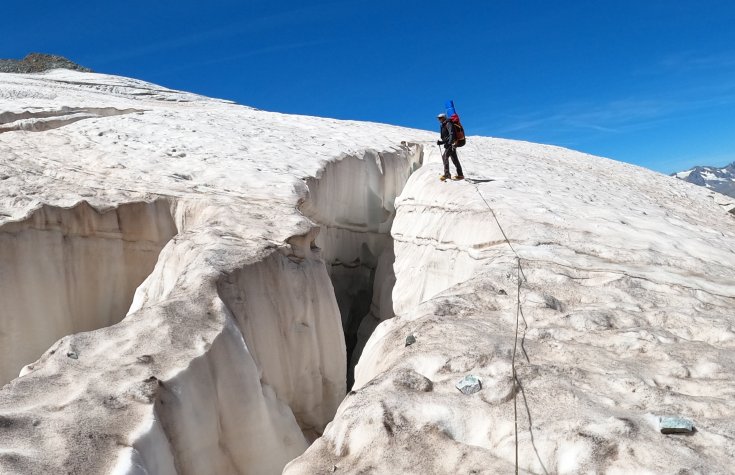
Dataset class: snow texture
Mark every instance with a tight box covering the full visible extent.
[1,70,734,474]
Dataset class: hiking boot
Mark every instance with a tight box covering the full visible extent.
[453,175,464,180]
[439,175,450,181]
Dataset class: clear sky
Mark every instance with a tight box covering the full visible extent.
[3,0,734,174]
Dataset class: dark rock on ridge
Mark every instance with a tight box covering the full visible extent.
[0,53,92,73]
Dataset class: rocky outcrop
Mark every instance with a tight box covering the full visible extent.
[0,53,92,73]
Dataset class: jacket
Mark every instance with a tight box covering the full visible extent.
[439,120,455,148]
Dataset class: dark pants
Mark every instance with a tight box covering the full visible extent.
[442,146,463,177]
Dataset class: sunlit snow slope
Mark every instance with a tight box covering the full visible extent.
[288,140,735,474]
[1,70,734,474]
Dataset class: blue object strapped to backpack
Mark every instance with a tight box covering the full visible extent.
[443,100,466,147]
[445,100,457,118]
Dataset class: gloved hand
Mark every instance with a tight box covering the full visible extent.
[436,140,443,145]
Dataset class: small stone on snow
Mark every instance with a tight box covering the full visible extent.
[659,416,695,434]
[456,375,482,395]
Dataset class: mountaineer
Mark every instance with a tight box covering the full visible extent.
[437,113,465,181]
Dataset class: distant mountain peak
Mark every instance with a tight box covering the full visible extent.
[0,53,92,73]
[672,161,735,198]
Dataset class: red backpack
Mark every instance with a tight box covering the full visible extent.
[449,114,466,147]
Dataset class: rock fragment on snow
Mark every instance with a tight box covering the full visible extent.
[456,375,482,395]
[659,416,695,434]
[405,334,416,347]
[392,368,433,392]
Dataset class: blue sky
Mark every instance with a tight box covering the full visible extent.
[3,0,734,173]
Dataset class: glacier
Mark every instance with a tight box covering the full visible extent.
[0,70,734,474]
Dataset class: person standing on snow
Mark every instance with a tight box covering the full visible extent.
[437,113,464,181]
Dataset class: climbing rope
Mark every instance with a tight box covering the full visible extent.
[435,143,526,472]
[512,257,522,475]
[470,180,525,475]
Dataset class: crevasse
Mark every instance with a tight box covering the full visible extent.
[299,145,423,387]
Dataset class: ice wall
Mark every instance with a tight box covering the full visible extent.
[109,210,348,474]
[300,146,422,385]
[117,145,424,473]
[0,199,176,384]
[0,146,425,474]
[216,249,346,441]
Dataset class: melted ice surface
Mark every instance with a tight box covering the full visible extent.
[1,70,734,474]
